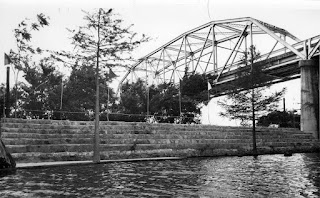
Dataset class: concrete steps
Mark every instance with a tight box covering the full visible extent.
[1,118,318,163]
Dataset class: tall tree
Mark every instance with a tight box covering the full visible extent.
[218,46,285,125]
[218,46,286,154]
[52,8,149,162]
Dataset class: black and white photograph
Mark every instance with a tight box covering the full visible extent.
[0,0,320,197]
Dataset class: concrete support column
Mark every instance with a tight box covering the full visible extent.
[300,59,318,138]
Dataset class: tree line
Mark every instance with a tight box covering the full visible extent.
[0,9,299,127]
[0,9,209,123]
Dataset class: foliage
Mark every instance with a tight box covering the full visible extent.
[5,10,149,120]
[61,65,116,121]
[19,58,63,119]
[4,14,50,118]
[9,13,49,71]
[118,79,201,123]
[49,8,149,121]
[181,73,208,104]
[218,88,285,126]
[118,79,149,115]
[257,110,300,128]
[150,82,180,117]
[150,83,176,123]
[51,8,149,72]
[218,46,286,126]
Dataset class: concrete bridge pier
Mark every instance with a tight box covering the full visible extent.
[300,59,319,139]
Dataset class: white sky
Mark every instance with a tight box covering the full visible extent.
[0,0,319,125]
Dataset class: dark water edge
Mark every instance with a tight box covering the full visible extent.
[0,153,320,197]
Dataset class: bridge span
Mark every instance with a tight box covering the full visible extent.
[118,17,320,139]
[210,35,320,97]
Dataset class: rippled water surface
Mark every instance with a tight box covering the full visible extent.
[1,153,320,197]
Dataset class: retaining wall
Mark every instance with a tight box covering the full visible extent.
[0,118,319,163]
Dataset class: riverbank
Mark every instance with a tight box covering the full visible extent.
[1,118,319,163]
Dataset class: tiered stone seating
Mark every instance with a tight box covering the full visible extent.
[0,118,317,163]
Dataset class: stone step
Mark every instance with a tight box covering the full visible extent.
[1,118,250,129]
[2,131,305,142]
[5,144,178,153]
[1,118,302,132]
[1,126,249,133]
[2,123,85,130]
[4,138,313,149]
[1,127,95,134]
[1,118,132,126]
[4,119,298,131]
[1,132,93,139]
[2,138,93,145]
[1,124,255,133]
[2,143,215,154]
[1,132,233,139]
[10,149,188,162]
[102,133,305,140]
[5,138,311,154]
[6,144,133,153]
[291,133,315,138]
[1,126,303,139]
[10,151,120,162]
[11,152,93,162]
[11,143,315,164]
[2,137,259,146]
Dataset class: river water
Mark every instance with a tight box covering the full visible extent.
[0,153,320,197]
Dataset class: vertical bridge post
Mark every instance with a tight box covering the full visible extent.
[300,59,319,139]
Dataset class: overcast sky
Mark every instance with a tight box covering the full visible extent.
[0,0,319,125]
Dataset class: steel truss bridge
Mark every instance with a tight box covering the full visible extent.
[118,17,320,97]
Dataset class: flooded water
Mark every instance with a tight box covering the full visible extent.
[0,153,320,197]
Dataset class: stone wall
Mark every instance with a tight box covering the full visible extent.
[0,118,319,163]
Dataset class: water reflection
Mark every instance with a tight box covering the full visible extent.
[0,153,319,197]
[199,154,320,197]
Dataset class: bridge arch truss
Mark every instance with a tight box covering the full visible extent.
[118,17,320,95]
